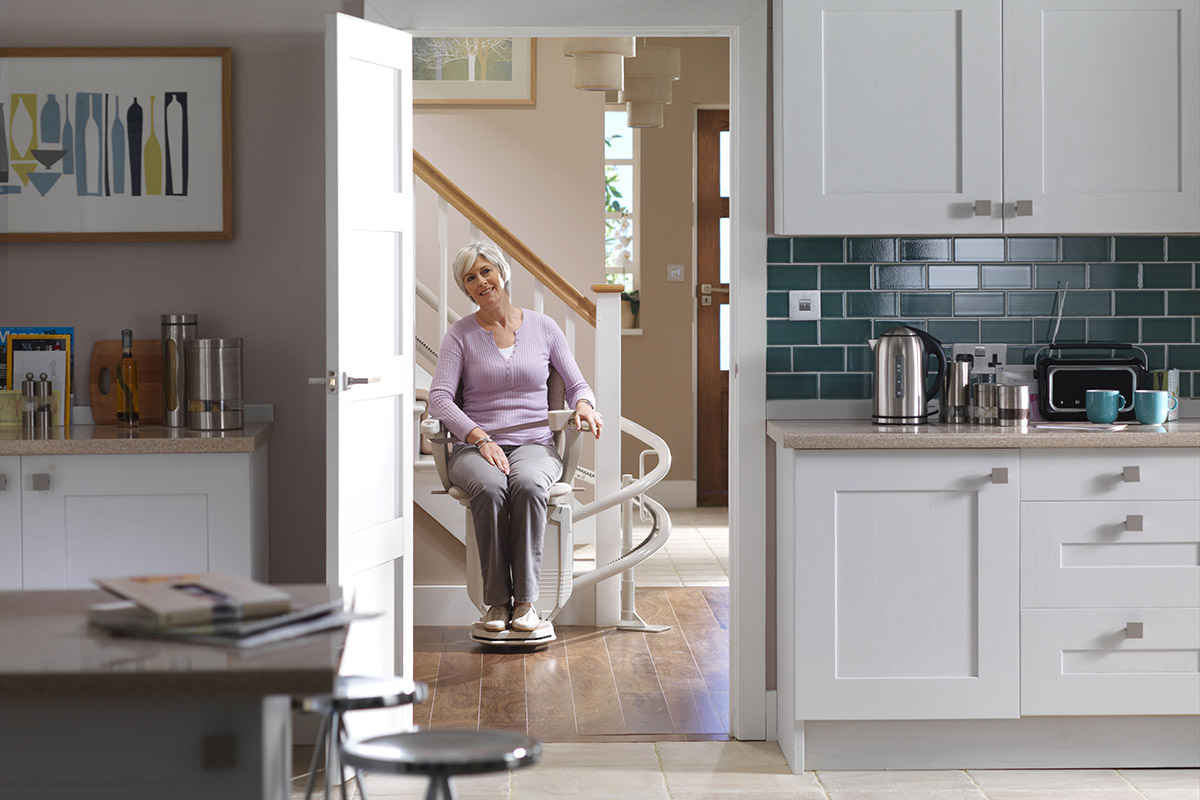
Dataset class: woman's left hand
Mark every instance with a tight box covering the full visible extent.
[574,400,603,439]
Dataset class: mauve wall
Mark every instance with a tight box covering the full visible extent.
[0,0,358,583]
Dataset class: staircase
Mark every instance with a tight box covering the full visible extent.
[411,151,671,629]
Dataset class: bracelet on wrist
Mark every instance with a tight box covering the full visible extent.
[474,435,493,449]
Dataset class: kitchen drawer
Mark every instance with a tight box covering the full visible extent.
[1020,449,1200,502]
[1021,608,1200,717]
[1022,501,1200,608]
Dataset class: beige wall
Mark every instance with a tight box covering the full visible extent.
[0,0,355,583]
[621,37,730,484]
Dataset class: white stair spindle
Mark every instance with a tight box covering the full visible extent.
[438,196,449,344]
[533,283,544,314]
[566,312,576,356]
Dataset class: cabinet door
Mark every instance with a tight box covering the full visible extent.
[20,454,255,589]
[793,450,1020,720]
[774,0,1004,234]
[0,457,20,590]
[1004,0,1200,233]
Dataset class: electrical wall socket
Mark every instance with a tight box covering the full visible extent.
[951,342,1007,376]
[788,290,820,320]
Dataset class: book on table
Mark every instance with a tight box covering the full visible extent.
[91,572,293,628]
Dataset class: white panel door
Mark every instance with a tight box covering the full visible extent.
[0,457,21,590]
[794,449,1020,720]
[775,0,1004,234]
[1004,0,1200,233]
[324,12,414,725]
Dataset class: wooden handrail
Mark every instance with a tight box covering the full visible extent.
[414,150,597,327]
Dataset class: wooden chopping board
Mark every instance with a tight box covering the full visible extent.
[89,339,164,424]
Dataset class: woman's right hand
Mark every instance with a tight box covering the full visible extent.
[477,440,510,474]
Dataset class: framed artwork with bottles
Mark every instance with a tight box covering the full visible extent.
[0,47,232,242]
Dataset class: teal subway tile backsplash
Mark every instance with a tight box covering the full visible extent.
[1115,236,1165,262]
[765,235,1200,400]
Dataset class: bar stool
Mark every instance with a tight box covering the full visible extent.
[294,675,427,800]
[341,729,541,800]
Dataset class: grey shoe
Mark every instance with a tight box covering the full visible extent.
[483,605,509,632]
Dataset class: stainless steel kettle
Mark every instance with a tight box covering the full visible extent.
[869,326,947,425]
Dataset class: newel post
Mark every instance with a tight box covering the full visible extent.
[592,285,624,626]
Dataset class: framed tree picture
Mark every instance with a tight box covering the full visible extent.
[413,37,536,106]
[0,47,232,242]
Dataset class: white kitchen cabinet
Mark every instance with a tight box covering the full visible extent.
[789,449,1020,720]
[0,457,20,591]
[773,0,1200,235]
[1004,0,1200,234]
[8,451,268,590]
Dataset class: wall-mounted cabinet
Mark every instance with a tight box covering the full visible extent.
[773,0,1200,235]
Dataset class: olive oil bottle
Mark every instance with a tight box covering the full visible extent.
[116,328,140,426]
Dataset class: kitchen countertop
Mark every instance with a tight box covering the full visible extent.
[0,585,342,700]
[767,418,1200,450]
[0,422,271,455]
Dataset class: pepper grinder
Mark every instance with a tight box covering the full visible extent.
[35,372,53,429]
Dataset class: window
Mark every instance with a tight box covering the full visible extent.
[604,107,638,293]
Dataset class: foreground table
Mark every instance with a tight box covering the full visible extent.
[0,585,344,799]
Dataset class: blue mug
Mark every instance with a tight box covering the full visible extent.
[1134,389,1178,425]
[1086,389,1126,424]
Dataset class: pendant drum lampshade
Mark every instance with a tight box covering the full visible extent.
[561,37,636,91]
[620,45,681,129]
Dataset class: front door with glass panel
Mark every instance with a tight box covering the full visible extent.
[696,108,730,507]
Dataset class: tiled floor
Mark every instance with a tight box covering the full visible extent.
[293,741,1199,799]
[634,506,729,587]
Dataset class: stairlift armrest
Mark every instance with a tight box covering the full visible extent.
[419,417,441,437]
[547,409,574,431]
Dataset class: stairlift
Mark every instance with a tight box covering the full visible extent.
[421,369,670,647]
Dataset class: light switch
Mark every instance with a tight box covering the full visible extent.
[667,264,685,282]
[788,290,819,320]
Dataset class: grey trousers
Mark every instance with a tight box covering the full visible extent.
[448,442,564,606]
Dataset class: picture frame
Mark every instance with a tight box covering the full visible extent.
[0,47,232,242]
[413,37,536,106]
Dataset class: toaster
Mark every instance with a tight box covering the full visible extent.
[1034,343,1149,421]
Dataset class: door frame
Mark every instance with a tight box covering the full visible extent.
[364,0,770,741]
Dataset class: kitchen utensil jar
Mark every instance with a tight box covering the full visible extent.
[161,314,198,427]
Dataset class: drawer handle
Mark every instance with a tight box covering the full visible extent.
[973,200,992,216]
[31,473,50,491]
[0,474,6,491]
[1122,466,1141,483]
[991,467,1009,484]
[1125,514,1144,532]
[1125,622,1144,639]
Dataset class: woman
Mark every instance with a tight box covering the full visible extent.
[429,242,603,633]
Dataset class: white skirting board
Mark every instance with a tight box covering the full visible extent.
[785,716,1200,772]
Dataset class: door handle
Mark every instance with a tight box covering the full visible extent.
[1015,200,1034,216]
[344,374,381,391]
[31,473,50,491]
[991,467,1009,484]
[973,200,992,216]
[308,371,336,394]
[700,283,729,295]
[1125,514,1143,531]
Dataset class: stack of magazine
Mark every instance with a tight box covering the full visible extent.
[88,573,370,649]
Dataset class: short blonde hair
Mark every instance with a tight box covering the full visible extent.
[452,242,512,301]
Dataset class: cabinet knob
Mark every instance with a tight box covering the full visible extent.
[973,200,992,216]
[1125,514,1144,531]
[1125,622,1144,639]
[31,473,50,491]
[1122,466,1141,483]
[0,474,6,492]
[991,467,1009,484]
[1015,200,1034,216]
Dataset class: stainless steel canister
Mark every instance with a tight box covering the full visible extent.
[998,384,1030,427]
[940,360,971,423]
[971,382,998,425]
[186,338,243,430]
[21,372,36,429]
[34,372,53,429]
[161,314,198,427]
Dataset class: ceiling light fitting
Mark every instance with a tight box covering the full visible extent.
[561,37,636,91]
[619,46,680,129]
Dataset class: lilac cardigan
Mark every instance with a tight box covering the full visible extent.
[429,310,596,447]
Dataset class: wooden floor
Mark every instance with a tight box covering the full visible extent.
[412,587,730,741]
